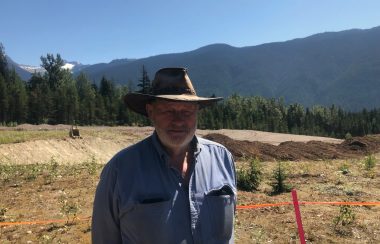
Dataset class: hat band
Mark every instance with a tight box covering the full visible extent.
[153,87,196,95]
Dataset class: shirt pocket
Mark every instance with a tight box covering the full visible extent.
[122,199,171,243]
[202,185,235,243]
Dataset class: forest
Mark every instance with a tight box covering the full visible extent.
[1,47,380,139]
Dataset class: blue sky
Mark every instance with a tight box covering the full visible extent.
[1,0,380,66]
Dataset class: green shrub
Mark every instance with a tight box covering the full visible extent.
[59,192,81,225]
[345,132,352,140]
[84,156,98,175]
[0,207,7,222]
[237,158,262,191]
[333,205,355,227]
[363,154,376,171]
[270,162,292,194]
[339,162,350,175]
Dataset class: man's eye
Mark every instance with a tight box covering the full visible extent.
[183,111,193,116]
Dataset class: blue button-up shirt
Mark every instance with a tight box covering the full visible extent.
[92,132,236,244]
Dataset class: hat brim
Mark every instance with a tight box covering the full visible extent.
[124,93,223,116]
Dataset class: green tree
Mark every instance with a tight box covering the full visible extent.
[0,43,7,79]
[7,69,28,123]
[76,73,96,124]
[137,65,151,94]
[40,53,65,90]
[27,73,52,124]
[53,71,79,124]
[287,103,304,134]
[0,74,8,123]
[99,76,118,123]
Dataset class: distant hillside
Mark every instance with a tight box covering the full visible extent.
[5,56,32,80]
[75,26,380,111]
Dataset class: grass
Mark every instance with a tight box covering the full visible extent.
[0,147,379,243]
[0,130,68,144]
[0,159,103,243]
[235,155,380,243]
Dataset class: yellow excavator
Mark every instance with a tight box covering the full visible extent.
[69,125,81,139]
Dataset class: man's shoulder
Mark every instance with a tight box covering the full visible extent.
[197,136,230,153]
[107,135,153,165]
[122,134,152,152]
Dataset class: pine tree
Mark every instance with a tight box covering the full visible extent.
[7,69,28,123]
[76,73,96,124]
[40,53,65,90]
[137,65,151,94]
[27,73,52,124]
[0,43,8,79]
[0,74,8,123]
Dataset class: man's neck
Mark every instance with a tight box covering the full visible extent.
[166,145,194,182]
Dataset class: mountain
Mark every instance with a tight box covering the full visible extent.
[75,26,380,111]
[5,57,87,80]
[62,60,89,73]
[5,56,33,80]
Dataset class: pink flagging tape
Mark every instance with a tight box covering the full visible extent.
[292,189,306,244]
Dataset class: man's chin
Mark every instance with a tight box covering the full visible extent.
[162,136,193,149]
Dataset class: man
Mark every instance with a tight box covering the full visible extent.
[92,67,236,244]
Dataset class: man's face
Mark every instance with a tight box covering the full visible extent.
[146,99,199,152]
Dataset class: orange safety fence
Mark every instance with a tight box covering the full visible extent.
[1,201,380,227]
[236,201,380,210]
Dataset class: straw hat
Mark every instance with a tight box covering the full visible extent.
[124,67,222,116]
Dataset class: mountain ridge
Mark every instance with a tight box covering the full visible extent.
[5,25,380,111]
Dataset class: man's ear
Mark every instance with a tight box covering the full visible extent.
[146,103,153,119]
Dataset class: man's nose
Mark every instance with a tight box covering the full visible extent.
[172,111,186,122]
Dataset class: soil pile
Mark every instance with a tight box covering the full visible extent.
[203,133,380,161]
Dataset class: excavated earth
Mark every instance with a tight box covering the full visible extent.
[203,133,380,161]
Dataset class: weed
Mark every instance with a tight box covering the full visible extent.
[362,154,377,178]
[339,162,350,175]
[237,158,262,191]
[345,132,352,140]
[43,157,60,184]
[363,154,376,171]
[49,157,59,175]
[270,161,292,194]
[0,164,14,183]
[84,156,98,175]
[24,164,41,181]
[333,205,356,236]
[58,192,81,225]
[0,207,7,222]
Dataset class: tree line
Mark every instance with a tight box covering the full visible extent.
[1,45,380,138]
[198,95,380,138]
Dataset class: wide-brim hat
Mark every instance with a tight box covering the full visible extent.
[124,67,223,116]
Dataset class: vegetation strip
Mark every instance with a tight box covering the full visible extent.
[0,216,91,226]
[237,201,380,210]
[2,201,379,226]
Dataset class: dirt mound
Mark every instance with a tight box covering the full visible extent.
[204,133,380,161]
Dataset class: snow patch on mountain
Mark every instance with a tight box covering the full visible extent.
[19,65,45,74]
[62,63,75,70]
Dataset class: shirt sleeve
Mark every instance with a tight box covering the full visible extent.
[92,161,121,244]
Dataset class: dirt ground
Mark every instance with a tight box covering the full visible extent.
[0,124,343,165]
[204,133,380,161]
[1,125,380,243]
